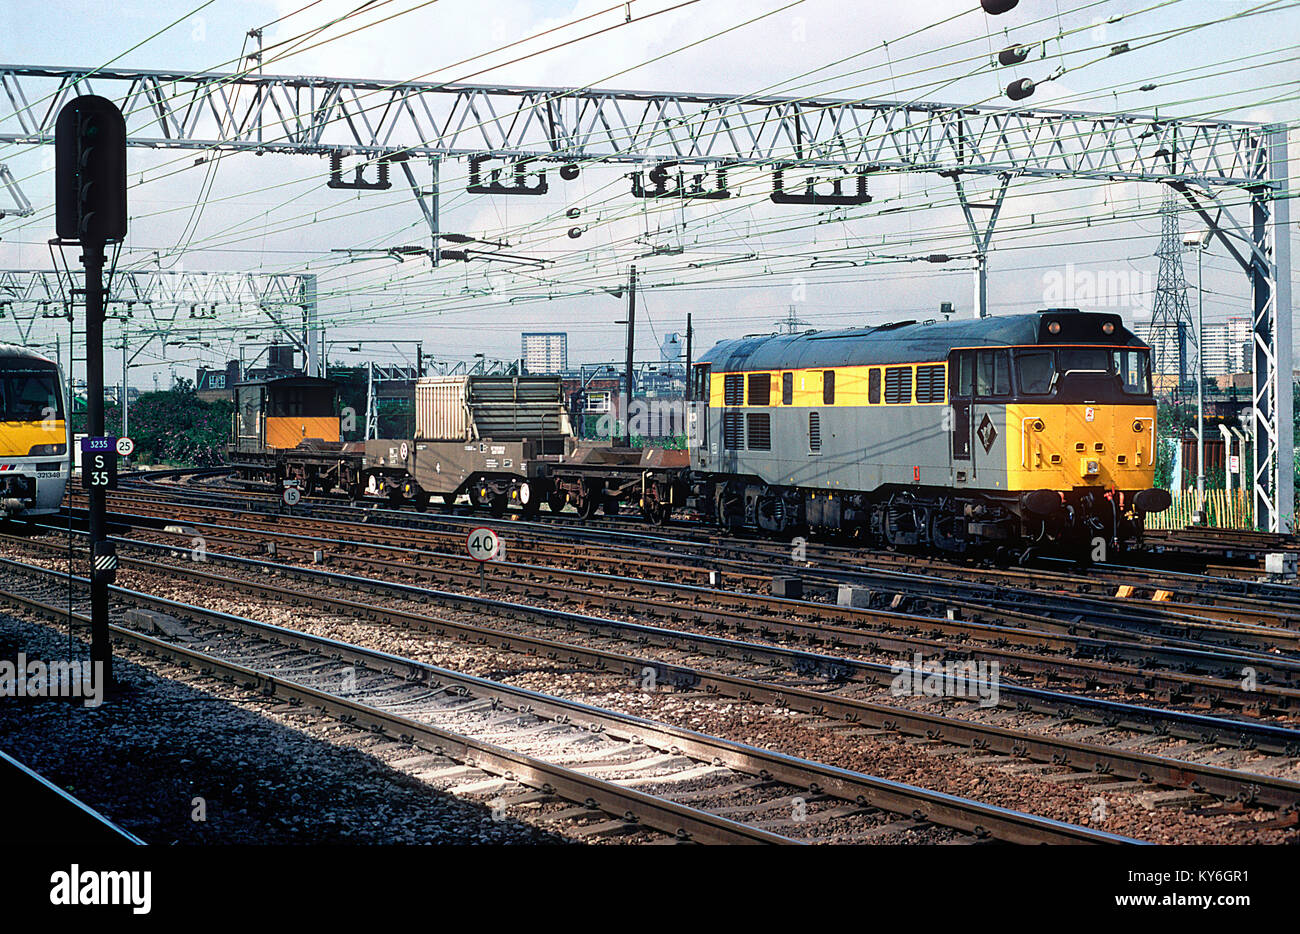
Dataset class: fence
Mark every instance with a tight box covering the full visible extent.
[1143,488,1254,530]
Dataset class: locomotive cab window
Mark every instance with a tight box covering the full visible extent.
[1113,349,1151,395]
[692,364,710,403]
[782,371,793,405]
[868,368,881,404]
[976,350,1011,397]
[1016,350,1054,395]
[822,370,835,405]
[950,350,974,398]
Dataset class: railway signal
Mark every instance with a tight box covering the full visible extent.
[55,94,128,692]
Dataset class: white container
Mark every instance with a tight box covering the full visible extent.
[416,376,472,441]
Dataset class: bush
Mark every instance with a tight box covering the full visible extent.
[74,384,233,467]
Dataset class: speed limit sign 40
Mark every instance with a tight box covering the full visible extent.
[466,527,500,562]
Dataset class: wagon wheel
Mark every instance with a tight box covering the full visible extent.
[547,491,568,514]
[442,492,458,506]
[488,493,508,517]
[601,495,621,516]
[641,499,672,526]
[413,491,430,512]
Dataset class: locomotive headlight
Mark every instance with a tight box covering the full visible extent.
[27,443,67,456]
[1048,321,1061,334]
[1102,321,1115,335]
[1133,420,1144,433]
[1082,458,1101,477]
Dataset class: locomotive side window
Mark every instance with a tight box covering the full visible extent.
[1017,350,1054,395]
[822,370,835,405]
[884,366,912,404]
[782,371,793,405]
[868,368,881,404]
[747,373,771,406]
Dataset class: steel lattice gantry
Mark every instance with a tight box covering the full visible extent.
[0,64,1289,530]
[0,268,319,373]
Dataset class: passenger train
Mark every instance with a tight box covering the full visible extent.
[0,344,70,517]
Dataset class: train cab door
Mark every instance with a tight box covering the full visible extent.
[949,350,974,481]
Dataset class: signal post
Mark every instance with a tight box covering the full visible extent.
[55,95,127,690]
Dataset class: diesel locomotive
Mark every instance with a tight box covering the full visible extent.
[690,308,1170,555]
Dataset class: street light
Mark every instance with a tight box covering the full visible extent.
[1183,228,1212,522]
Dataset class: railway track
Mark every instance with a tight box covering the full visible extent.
[7,534,1300,819]
[0,558,1139,845]
[68,488,1300,634]
[123,474,1298,586]
[25,519,1300,714]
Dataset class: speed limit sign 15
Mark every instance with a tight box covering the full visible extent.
[466,527,500,562]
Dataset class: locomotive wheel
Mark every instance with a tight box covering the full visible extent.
[547,492,567,514]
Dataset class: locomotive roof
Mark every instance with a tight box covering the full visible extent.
[699,310,1145,372]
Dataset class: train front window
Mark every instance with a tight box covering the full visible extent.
[1057,348,1110,376]
[1016,350,1054,395]
[1010,347,1153,398]
[0,365,63,421]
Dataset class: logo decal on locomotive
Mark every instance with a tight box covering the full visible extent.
[977,414,998,453]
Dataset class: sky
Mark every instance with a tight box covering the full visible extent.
[0,0,1296,385]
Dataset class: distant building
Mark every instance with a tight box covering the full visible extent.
[521,332,568,374]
